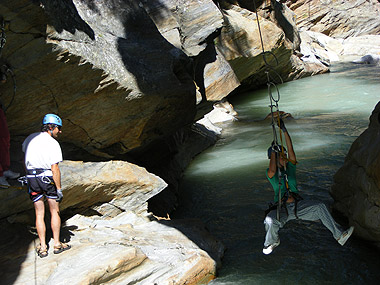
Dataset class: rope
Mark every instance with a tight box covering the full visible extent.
[252,0,287,220]
[0,184,25,190]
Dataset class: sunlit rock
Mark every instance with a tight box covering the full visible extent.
[0,160,224,284]
[287,0,380,38]
[1,211,224,284]
[141,0,224,57]
[141,0,241,102]
[300,31,343,65]
[215,3,327,88]
[0,160,167,220]
[341,36,380,60]
[216,4,291,84]
[298,31,380,64]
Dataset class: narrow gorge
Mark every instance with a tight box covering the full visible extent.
[0,0,380,284]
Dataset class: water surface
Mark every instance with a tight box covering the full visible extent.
[174,62,380,284]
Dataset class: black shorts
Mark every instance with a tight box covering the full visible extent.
[27,175,58,202]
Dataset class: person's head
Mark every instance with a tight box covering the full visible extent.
[41,114,62,138]
[268,143,287,166]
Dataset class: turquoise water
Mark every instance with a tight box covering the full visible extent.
[174,63,380,284]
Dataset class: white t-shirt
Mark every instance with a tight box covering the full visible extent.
[22,132,63,170]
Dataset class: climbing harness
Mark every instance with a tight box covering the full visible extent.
[26,169,55,184]
[252,1,301,220]
[0,176,28,190]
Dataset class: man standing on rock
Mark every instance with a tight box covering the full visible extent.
[22,114,71,258]
[263,118,354,255]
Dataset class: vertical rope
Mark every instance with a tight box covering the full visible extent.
[252,0,287,220]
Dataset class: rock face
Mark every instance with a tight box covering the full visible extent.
[331,102,380,248]
[1,0,197,158]
[0,0,326,160]
[216,2,325,89]
[1,213,224,284]
[299,31,380,64]
[287,0,380,38]
[0,160,224,284]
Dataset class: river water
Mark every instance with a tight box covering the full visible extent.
[173,63,380,284]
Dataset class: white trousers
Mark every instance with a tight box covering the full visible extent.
[263,199,344,246]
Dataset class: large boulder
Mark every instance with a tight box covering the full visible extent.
[331,101,380,248]
[216,3,327,90]
[0,159,224,284]
[1,210,224,284]
[1,160,167,221]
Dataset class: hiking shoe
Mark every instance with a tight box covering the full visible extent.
[263,240,280,255]
[3,170,20,179]
[0,176,10,187]
[338,226,354,246]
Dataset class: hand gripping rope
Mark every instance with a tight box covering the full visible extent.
[252,0,288,220]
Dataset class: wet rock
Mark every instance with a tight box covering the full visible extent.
[353,54,380,65]
[197,100,238,135]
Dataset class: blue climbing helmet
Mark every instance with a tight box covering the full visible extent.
[42,114,62,126]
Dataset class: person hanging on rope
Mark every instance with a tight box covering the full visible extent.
[262,118,354,255]
[22,114,71,258]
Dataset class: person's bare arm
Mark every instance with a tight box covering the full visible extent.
[267,151,277,178]
[283,131,296,163]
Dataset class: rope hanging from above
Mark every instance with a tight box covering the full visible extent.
[252,0,288,220]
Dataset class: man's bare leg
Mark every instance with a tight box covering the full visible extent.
[34,199,47,249]
[47,198,61,247]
